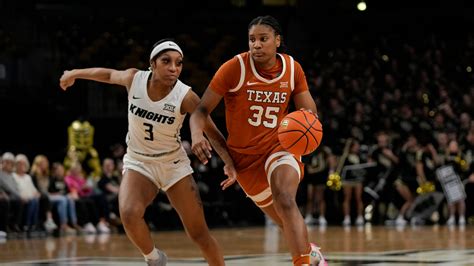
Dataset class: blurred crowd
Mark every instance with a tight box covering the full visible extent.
[0,149,122,239]
[300,29,474,227]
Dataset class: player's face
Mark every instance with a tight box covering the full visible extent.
[248,24,280,64]
[153,51,183,86]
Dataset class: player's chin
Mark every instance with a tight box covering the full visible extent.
[251,53,266,62]
[164,77,178,86]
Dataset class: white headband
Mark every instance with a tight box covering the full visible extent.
[150,41,183,60]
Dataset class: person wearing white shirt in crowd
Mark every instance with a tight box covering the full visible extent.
[12,154,42,232]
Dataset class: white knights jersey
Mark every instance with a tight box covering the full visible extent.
[126,71,190,160]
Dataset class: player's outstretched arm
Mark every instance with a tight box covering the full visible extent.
[59,68,139,91]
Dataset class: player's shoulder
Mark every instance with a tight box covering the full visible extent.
[176,78,190,88]
[123,68,140,76]
[217,52,248,72]
[224,51,251,66]
[279,53,301,64]
[236,51,250,59]
[230,52,249,63]
[128,69,147,81]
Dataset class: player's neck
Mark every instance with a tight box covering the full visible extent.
[148,79,175,101]
[255,55,278,70]
[255,55,281,79]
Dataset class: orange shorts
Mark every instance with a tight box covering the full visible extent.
[230,144,304,207]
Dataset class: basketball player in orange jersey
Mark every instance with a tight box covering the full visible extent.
[190,16,327,266]
[59,39,235,266]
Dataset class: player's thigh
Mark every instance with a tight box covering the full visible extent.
[270,164,300,197]
[119,169,158,211]
[266,150,302,198]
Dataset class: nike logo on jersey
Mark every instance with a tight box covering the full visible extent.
[246,81,260,86]
[132,95,141,99]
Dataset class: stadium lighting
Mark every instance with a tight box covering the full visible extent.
[357,1,367,11]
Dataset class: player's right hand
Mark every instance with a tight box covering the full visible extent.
[191,134,212,164]
[221,164,237,190]
[59,70,75,90]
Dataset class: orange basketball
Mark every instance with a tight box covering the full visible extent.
[278,110,323,155]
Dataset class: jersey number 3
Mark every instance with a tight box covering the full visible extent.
[143,123,154,141]
[248,105,279,128]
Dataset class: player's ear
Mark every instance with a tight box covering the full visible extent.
[149,60,155,71]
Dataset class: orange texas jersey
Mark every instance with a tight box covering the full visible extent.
[209,51,309,155]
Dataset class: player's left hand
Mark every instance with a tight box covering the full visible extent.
[191,133,213,164]
[60,70,76,90]
[299,108,312,113]
[299,108,319,119]
[221,164,237,190]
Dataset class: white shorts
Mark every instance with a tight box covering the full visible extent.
[123,148,193,192]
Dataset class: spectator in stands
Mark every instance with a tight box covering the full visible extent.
[64,161,110,234]
[30,155,75,234]
[12,154,42,233]
[50,162,82,232]
[97,158,121,225]
[0,157,9,238]
[109,143,125,181]
[0,152,24,233]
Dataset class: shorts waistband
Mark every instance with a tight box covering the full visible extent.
[129,146,181,159]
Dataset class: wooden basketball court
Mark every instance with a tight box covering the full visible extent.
[0,224,473,265]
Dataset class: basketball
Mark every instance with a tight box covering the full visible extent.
[278,110,323,155]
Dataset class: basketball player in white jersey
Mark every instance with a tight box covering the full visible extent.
[60,38,236,266]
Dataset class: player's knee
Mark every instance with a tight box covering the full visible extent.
[273,192,296,213]
[120,204,145,225]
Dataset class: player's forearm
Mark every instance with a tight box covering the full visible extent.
[205,128,234,167]
[190,106,208,137]
[202,116,234,166]
[70,68,115,84]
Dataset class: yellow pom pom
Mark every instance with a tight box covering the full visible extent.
[327,173,342,191]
